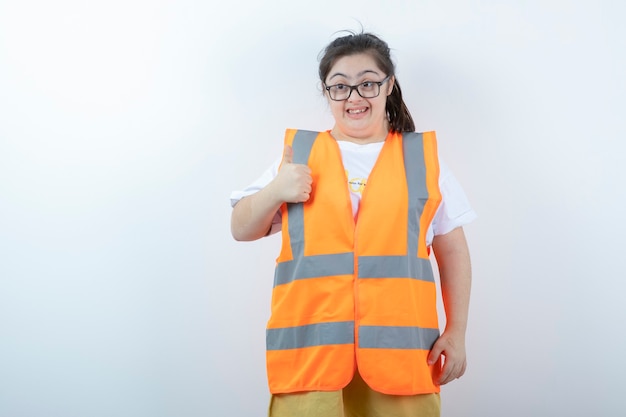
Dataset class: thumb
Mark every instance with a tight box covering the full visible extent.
[282,144,293,164]
[428,340,443,365]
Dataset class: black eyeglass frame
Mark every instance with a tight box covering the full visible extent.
[324,75,391,101]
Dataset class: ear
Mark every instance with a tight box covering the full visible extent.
[387,76,396,96]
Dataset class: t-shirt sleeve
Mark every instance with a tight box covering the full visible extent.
[431,159,477,236]
[229,156,283,235]
[229,157,280,207]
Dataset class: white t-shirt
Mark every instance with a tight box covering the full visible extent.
[230,140,477,246]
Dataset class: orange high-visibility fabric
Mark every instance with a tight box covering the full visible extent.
[267,129,442,395]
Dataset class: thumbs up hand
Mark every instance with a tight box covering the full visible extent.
[272,145,313,203]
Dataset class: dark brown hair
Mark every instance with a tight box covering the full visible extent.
[318,30,416,132]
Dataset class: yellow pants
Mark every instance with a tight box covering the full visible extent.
[268,370,440,417]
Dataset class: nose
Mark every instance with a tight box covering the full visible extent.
[346,86,361,101]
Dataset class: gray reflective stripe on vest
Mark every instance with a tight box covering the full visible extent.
[274,252,354,285]
[358,254,434,279]
[358,132,435,282]
[359,325,439,350]
[267,321,354,350]
[274,130,354,287]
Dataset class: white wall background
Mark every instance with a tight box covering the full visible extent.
[1,1,625,416]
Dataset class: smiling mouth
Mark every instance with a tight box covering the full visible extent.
[347,108,367,114]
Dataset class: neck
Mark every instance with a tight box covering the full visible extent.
[330,125,390,144]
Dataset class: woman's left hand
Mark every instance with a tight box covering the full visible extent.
[427,328,467,385]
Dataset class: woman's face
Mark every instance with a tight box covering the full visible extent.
[324,53,394,143]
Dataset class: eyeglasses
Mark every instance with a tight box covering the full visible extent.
[324,76,391,101]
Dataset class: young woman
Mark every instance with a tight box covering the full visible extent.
[230,31,476,417]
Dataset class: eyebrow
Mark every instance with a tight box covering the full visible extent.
[328,69,381,82]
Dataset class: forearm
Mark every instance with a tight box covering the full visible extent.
[231,182,283,241]
[432,227,472,334]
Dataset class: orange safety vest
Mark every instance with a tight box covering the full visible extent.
[266,129,442,395]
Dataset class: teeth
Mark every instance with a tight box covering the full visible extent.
[348,108,366,114]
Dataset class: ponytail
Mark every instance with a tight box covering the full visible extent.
[386,80,415,132]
